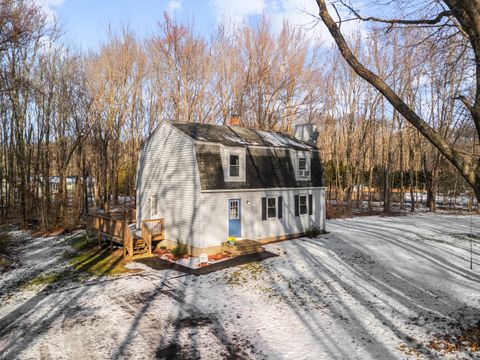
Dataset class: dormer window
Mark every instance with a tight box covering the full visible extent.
[293,151,311,180]
[298,158,310,177]
[223,148,246,182]
[229,155,240,177]
[298,157,310,177]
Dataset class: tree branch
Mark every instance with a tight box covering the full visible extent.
[455,95,474,113]
[315,0,475,185]
[338,1,452,26]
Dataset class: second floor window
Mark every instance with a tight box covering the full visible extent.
[299,157,310,177]
[230,154,240,177]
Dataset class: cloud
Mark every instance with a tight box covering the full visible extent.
[268,0,322,41]
[209,0,266,24]
[168,0,181,13]
[208,0,364,47]
[33,0,66,22]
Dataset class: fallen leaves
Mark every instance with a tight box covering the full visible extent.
[427,322,480,354]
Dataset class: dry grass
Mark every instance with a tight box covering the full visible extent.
[0,233,12,270]
[20,273,62,291]
[0,233,10,254]
[326,204,352,219]
[224,262,266,285]
[427,324,480,354]
[66,236,140,277]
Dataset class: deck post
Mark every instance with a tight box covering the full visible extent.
[98,216,103,247]
[129,233,133,259]
[122,222,127,257]
[124,218,133,259]
[98,221,101,247]
[109,218,114,252]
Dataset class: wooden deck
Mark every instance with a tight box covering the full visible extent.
[86,210,164,259]
[222,239,264,256]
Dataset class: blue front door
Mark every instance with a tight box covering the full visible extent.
[228,199,241,237]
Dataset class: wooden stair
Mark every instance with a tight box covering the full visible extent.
[222,239,263,256]
[132,237,148,256]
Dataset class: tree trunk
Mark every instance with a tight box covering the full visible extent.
[315,0,480,204]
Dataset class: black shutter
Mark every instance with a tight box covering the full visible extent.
[294,195,299,216]
[262,197,267,220]
[278,196,283,219]
[309,194,313,215]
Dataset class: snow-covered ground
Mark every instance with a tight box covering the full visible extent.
[0,213,479,359]
[403,192,477,208]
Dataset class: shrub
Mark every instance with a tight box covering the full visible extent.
[326,203,352,219]
[305,226,323,238]
[171,242,189,259]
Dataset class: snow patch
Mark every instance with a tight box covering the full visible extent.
[223,134,260,146]
[256,130,311,149]
[1,214,479,359]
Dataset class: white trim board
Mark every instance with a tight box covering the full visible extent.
[201,186,327,193]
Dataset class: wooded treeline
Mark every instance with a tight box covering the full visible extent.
[0,0,477,230]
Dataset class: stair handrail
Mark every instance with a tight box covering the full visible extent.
[141,220,153,256]
[143,218,163,235]
[123,219,134,258]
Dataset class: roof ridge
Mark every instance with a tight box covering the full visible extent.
[171,122,314,150]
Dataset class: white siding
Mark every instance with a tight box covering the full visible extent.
[199,188,326,248]
[136,122,203,247]
[136,121,326,250]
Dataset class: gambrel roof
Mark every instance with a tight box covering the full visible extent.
[169,122,324,191]
[172,122,315,151]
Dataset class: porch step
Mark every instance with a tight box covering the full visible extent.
[133,250,148,256]
[132,238,149,255]
[222,240,263,256]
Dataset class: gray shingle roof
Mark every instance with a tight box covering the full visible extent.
[168,122,324,191]
[195,144,324,190]
[172,122,315,151]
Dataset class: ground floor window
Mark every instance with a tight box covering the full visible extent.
[295,194,313,216]
[262,196,283,220]
[267,197,276,218]
[299,195,307,215]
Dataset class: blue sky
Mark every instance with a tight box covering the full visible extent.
[37,0,330,50]
[53,0,214,49]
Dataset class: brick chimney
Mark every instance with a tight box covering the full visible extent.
[229,114,241,127]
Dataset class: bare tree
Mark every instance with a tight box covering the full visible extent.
[314,0,480,203]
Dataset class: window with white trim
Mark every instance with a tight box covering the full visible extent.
[229,154,240,177]
[298,157,310,177]
[295,194,313,216]
[262,196,283,220]
[299,195,308,215]
[267,197,276,218]
[224,148,246,182]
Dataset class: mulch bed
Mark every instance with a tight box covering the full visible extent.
[136,251,278,276]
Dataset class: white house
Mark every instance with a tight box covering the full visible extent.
[135,120,326,256]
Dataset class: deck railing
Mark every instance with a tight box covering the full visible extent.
[141,218,165,255]
[98,209,136,222]
[86,212,163,259]
[86,214,128,242]
[86,213,135,257]
[124,221,134,258]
